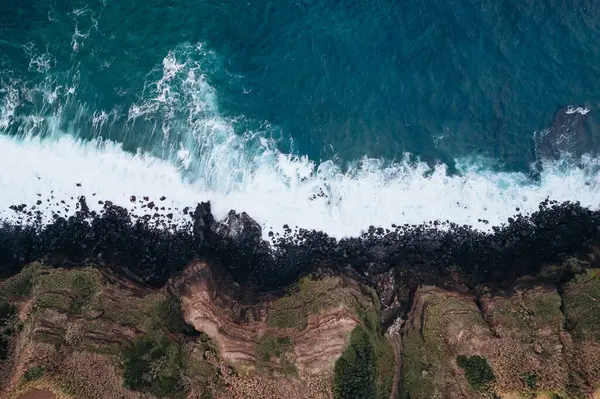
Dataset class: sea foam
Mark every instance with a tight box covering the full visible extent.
[0,133,599,239]
[0,43,599,238]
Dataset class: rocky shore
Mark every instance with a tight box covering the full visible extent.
[0,197,600,398]
[1,195,599,290]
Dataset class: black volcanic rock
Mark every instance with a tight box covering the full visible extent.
[0,194,599,292]
[192,202,215,246]
[215,211,263,248]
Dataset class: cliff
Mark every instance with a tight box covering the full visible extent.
[397,246,600,399]
[0,260,394,399]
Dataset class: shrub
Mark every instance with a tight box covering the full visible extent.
[154,296,197,335]
[334,326,377,399]
[23,366,45,381]
[121,335,184,398]
[1,263,41,298]
[456,355,495,392]
[0,334,10,360]
[0,298,17,326]
[523,372,537,389]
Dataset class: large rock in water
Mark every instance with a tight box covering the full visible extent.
[214,210,263,248]
[535,105,600,161]
[192,201,216,246]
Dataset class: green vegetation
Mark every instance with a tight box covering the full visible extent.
[153,295,197,335]
[456,355,495,392]
[0,262,43,298]
[563,269,600,341]
[256,333,292,361]
[118,294,199,397]
[399,295,487,399]
[121,334,185,398]
[35,292,72,311]
[525,290,563,326]
[23,366,45,381]
[522,372,537,389]
[34,269,100,313]
[0,334,10,360]
[255,333,297,376]
[266,276,359,330]
[0,295,19,360]
[334,325,378,399]
[0,297,17,326]
[334,308,395,399]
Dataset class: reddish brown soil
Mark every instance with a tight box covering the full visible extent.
[16,389,56,399]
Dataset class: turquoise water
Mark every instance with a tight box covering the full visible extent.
[0,0,599,237]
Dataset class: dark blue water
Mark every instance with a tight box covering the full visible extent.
[0,0,599,236]
[2,0,599,167]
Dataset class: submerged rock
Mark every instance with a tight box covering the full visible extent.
[534,105,600,161]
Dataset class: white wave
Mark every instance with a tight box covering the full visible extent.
[0,84,19,130]
[1,43,599,238]
[0,133,598,238]
[69,5,100,52]
[565,105,590,115]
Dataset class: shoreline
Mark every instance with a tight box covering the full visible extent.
[1,196,598,292]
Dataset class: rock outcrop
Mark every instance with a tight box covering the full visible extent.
[534,105,600,161]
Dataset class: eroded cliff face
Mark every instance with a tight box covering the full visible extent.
[0,263,167,399]
[169,261,385,398]
[397,263,600,399]
[2,241,600,399]
[0,260,394,399]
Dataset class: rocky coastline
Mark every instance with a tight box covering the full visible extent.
[1,197,600,398]
[2,196,599,289]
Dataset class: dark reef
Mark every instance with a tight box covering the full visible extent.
[1,195,599,292]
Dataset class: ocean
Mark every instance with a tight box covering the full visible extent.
[1,0,599,238]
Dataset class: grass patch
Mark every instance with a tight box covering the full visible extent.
[524,290,563,326]
[96,293,194,335]
[256,333,292,362]
[456,355,495,392]
[0,262,43,299]
[87,293,148,328]
[22,366,45,381]
[34,269,100,313]
[267,276,359,330]
[121,334,185,398]
[563,269,600,341]
[255,333,297,376]
[35,292,72,311]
